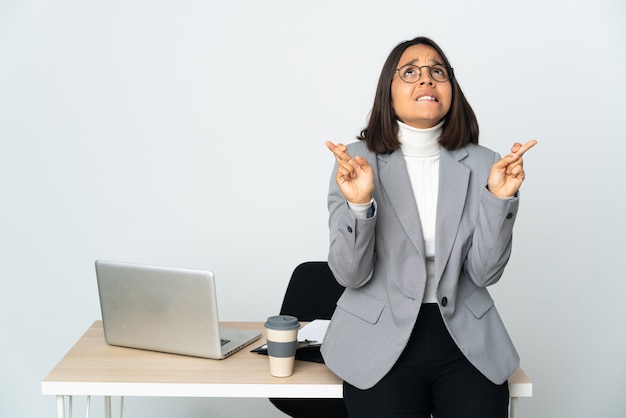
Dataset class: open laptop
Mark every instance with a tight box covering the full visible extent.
[95,260,261,359]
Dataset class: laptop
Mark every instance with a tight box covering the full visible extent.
[95,260,261,359]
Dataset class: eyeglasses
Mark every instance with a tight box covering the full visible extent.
[395,64,453,83]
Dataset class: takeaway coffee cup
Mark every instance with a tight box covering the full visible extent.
[264,315,300,377]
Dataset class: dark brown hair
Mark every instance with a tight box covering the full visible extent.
[359,37,479,153]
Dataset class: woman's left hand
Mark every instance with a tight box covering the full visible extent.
[487,140,538,198]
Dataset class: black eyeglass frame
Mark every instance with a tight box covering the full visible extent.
[395,64,454,83]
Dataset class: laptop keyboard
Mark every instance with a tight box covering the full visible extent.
[220,338,231,346]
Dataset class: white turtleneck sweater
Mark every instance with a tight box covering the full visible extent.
[348,120,443,303]
[398,120,442,303]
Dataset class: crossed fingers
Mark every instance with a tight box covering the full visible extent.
[326,141,352,164]
[510,140,538,159]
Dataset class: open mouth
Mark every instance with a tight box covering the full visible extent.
[417,95,439,102]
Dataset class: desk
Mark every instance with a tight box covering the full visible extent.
[42,321,532,418]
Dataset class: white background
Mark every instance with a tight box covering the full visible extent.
[1,0,625,417]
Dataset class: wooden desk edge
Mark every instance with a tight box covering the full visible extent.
[42,321,532,399]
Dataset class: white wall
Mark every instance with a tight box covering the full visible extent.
[1,1,625,417]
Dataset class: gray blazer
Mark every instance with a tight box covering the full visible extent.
[320,140,520,390]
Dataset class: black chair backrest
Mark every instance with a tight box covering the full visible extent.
[279,261,345,322]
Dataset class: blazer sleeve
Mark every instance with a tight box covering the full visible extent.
[464,182,520,288]
[326,160,377,289]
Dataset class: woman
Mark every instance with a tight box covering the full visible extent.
[321,36,536,418]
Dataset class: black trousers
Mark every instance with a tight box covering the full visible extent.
[343,304,509,418]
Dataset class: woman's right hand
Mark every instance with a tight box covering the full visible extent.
[326,141,375,204]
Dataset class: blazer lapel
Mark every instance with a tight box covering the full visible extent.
[435,147,470,282]
[377,151,426,259]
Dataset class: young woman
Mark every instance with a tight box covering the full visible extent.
[322,36,536,417]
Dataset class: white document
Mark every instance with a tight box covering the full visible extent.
[297,319,330,345]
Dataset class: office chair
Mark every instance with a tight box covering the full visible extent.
[269,261,349,418]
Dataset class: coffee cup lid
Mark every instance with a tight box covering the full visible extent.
[265,315,300,330]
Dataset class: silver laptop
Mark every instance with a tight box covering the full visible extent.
[95,260,261,359]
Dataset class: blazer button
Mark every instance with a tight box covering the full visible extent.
[441,297,448,307]
[506,212,513,219]
[347,226,353,233]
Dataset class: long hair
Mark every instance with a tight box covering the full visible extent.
[359,37,479,153]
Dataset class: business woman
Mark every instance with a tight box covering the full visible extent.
[321,36,536,418]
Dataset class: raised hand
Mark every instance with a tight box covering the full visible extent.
[326,141,375,204]
[487,140,538,198]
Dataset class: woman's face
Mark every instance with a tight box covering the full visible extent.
[391,44,452,129]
